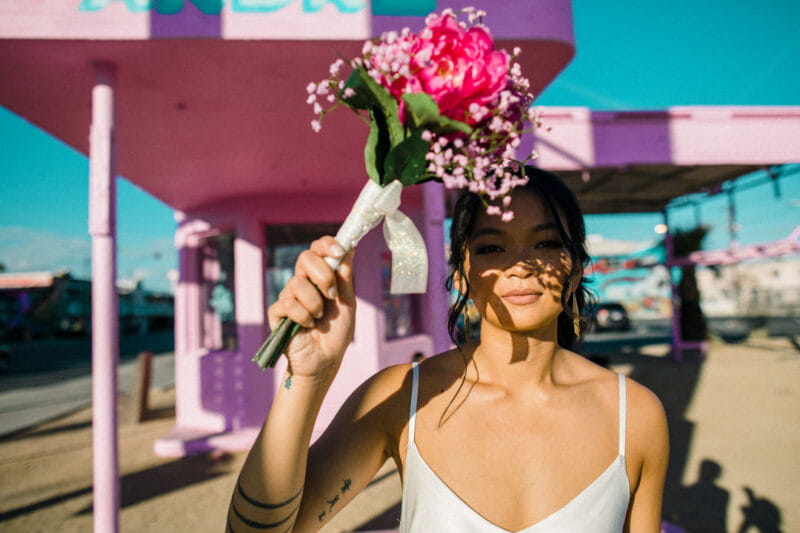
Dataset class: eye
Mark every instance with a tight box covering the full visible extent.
[536,240,563,249]
[474,244,504,255]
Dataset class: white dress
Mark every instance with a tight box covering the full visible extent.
[399,366,630,532]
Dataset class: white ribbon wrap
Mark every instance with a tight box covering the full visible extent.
[326,180,428,294]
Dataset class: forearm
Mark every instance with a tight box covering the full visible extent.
[229,367,338,532]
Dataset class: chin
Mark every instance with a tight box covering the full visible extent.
[488,313,562,336]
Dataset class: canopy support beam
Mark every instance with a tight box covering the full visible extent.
[88,61,120,533]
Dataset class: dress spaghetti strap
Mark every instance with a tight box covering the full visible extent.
[408,362,420,444]
[617,373,627,457]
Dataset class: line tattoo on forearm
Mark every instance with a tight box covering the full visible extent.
[231,500,299,530]
[237,482,302,509]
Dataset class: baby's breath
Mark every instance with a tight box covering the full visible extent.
[304,7,545,220]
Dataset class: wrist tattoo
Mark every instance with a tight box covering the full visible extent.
[341,478,351,493]
[284,376,292,390]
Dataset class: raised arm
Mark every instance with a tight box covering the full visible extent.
[227,237,401,532]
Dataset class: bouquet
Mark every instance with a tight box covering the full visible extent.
[253,7,542,369]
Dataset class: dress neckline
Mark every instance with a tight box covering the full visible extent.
[408,441,627,533]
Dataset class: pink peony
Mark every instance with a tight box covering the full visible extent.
[371,13,509,126]
[306,8,537,222]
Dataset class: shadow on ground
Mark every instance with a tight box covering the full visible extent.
[601,346,785,533]
[0,452,234,522]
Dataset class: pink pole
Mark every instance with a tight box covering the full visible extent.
[422,181,451,353]
[88,62,120,533]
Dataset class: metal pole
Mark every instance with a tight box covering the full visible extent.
[88,61,119,533]
[663,209,683,362]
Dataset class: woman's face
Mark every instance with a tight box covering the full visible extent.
[461,188,572,335]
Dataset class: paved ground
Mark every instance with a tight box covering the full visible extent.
[0,352,175,437]
[0,336,797,532]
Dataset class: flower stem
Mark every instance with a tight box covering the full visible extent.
[252,317,302,369]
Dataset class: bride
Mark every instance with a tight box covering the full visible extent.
[228,167,669,532]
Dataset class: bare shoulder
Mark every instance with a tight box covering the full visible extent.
[560,350,668,453]
[349,361,415,417]
[625,376,668,428]
[561,350,667,423]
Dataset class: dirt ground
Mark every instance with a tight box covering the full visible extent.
[0,336,798,532]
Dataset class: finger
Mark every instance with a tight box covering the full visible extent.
[309,236,354,306]
[309,236,345,264]
[295,249,339,300]
[275,291,317,329]
[286,275,326,320]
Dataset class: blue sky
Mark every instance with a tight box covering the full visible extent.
[1,0,799,291]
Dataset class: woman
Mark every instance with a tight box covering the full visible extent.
[228,167,669,532]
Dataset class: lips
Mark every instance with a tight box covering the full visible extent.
[501,289,543,305]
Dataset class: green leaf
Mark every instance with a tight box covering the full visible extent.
[364,107,393,185]
[351,68,404,145]
[402,93,472,135]
[384,133,431,186]
[402,93,441,129]
[342,68,374,110]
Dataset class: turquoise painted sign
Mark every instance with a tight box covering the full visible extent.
[372,0,435,16]
[78,0,435,15]
[79,0,367,14]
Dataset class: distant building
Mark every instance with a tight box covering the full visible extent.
[0,271,173,340]
[696,259,800,317]
[584,234,800,320]
[585,235,672,318]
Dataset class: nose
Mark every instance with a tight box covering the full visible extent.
[504,258,537,278]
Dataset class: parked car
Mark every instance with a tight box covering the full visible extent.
[585,302,632,333]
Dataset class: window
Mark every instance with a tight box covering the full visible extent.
[265,224,340,306]
[200,232,237,351]
[381,252,422,339]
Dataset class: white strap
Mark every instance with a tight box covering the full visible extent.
[618,374,627,457]
[408,362,420,443]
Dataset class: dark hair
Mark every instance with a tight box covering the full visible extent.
[445,166,593,349]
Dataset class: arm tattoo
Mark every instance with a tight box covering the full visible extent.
[284,376,292,390]
[316,477,351,523]
[237,481,302,509]
[231,501,299,529]
[327,494,340,512]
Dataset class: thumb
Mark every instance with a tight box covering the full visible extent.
[334,249,356,306]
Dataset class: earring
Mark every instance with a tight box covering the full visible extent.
[463,303,471,341]
[571,294,580,336]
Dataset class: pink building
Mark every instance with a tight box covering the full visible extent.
[2,2,799,531]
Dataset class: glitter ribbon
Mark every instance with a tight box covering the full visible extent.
[328,180,428,294]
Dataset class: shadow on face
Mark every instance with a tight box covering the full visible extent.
[461,189,574,360]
